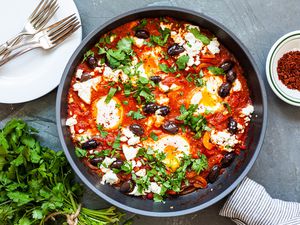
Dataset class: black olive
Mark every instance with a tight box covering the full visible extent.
[167,43,185,56]
[80,73,92,82]
[221,152,236,168]
[226,70,237,83]
[120,180,134,193]
[156,106,170,116]
[162,121,179,134]
[143,103,158,114]
[228,117,238,134]
[135,30,150,39]
[82,139,98,150]
[89,157,104,167]
[218,82,232,98]
[129,124,144,136]
[150,76,162,84]
[208,165,220,183]
[111,159,124,169]
[220,61,234,72]
[87,56,97,69]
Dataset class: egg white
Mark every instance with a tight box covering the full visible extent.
[93,96,123,130]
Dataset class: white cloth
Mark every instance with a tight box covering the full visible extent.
[220,177,300,225]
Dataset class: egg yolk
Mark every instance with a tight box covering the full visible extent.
[163,145,181,172]
[200,88,220,107]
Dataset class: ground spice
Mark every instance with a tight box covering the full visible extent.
[277,51,300,91]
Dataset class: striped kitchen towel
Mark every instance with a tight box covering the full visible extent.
[220,177,300,225]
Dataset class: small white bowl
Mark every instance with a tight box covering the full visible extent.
[266,30,300,106]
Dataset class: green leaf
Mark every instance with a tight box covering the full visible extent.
[138,76,149,84]
[75,147,87,158]
[153,194,163,202]
[159,63,176,73]
[112,133,121,150]
[191,154,208,174]
[117,37,133,54]
[105,87,117,104]
[127,110,146,120]
[133,18,147,31]
[7,191,33,206]
[176,55,189,70]
[150,28,170,46]
[207,66,225,75]
[188,27,210,45]
[32,209,43,219]
[83,50,94,62]
[97,124,108,138]
[223,102,232,113]
[18,217,31,225]
[150,132,158,141]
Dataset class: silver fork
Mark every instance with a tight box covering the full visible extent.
[0,14,80,67]
[0,0,59,56]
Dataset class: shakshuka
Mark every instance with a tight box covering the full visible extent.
[66,17,254,202]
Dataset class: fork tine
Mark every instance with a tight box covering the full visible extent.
[34,3,59,29]
[50,21,80,44]
[47,15,78,37]
[42,14,75,33]
[31,0,57,28]
[51,24,81,47]
[28,0,45,20]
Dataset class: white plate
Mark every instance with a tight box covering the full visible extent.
[0,0,82,104]
[266,30,300,106]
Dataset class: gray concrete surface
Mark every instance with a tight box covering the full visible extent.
[1,0,300,224]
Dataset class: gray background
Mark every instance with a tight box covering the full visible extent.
[1,0,299,224]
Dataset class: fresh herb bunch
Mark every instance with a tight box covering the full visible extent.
[0,119,125,225]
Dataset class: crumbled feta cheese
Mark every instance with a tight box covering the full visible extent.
[103,66,120,82]
[183,32,203,67]
[156,94,170,105]
[237,123,245,133]
[135,168,146,177]
[207,38,220,55]
[94,67,103,73]
[66,117,77,126]
[120,136,128,142]
[147,182,162,194]
[241,104,254,117]
[75,132,92,143]
[75,69,83,79]
[78,129,84,134]
[232,79,242,92]
[122,127,135,138]
[158,82,170,92]
[122,145,139,160]
[129,185,144,196]
[136,160,142,167]
[101,170,119,185]
[170,84,181,91]
[210,130,238,151]
[73,77,101,104]
[128,136,140,146]
[160,22,172,30]
[100,157,116,173]
[133,37,144,48]
[171,31,185,45]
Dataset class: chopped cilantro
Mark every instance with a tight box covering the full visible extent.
[176,104,209,138]
[112,133,121,149]
[127,109,146,120]
[150,28,170,46]
[207,66,225,75]
[223,102,232,113]
[82,50,94,62]
[133,18,147,31]
[123,100,129,105]
[105,87,117,104]
[191,154,208,174]
[97,124,108,138]
[176,55,189,70]
[75,147,87,158]
[159,63,176,73]
[188,27,210,45]
[150,132,158,141]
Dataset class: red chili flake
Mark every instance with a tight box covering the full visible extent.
[277,51,300,91]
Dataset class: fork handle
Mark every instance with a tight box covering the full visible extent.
[0,32,32,55]
[0,44,40,67]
